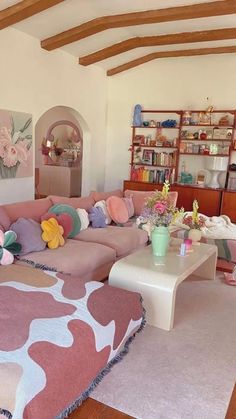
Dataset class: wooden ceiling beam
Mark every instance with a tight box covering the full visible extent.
[79,28,236,66]
[0,0,64,30]
[41,0,236,50]
[107,45,236,75]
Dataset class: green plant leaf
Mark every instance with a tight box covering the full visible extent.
[11,116,15,137]
[20,117,32,133]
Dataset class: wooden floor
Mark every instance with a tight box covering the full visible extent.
[68,398,134,419]
[225,383,236,419]
[68,384,236,419]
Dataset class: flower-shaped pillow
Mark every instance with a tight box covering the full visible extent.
[89,207,106,228]
[41,218,65,249]
[41,212,73,238]
[94,200,112,225]
[0,230,22,265]
[49,204,81,238]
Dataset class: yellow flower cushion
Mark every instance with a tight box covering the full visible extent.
[41,218,65,249]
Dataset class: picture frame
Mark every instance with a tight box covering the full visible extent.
[133,135,144,146]
[142,149,154,165]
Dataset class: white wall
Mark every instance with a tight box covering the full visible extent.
[0,28,107,204]
[105,54,236,191]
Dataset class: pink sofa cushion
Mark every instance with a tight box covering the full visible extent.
[106,196,129,224]
[124,189,178,216]
[48,195,95,211]
[90,189,123,203]
[74,226,148,257]
[2,198,53,223]
[0,207,11,232]
[17,239,116,277]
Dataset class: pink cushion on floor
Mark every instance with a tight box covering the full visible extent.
[17,239,116,277]
[74,226,148,257]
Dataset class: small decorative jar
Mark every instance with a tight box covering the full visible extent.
[188,229,202,244]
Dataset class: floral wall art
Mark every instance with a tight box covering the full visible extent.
[0,109,32,179]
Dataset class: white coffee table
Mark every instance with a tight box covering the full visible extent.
[108,239,217,331]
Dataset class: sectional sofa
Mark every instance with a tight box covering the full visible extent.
[0,189,149,280]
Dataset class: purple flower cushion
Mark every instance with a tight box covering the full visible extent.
[10,218,46,255]
[89,207,106,228]
[41,212,73,239]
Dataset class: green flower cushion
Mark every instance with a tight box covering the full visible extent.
[49,204,81,238]
[0,230,22,265]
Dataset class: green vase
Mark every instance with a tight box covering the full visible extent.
[151,226,170,257]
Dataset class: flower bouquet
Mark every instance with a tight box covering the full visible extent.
[182,200,206,243]
[182,200,206,230]
[139,181,178,228]
[139,181,180,256]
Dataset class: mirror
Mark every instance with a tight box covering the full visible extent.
[42,120,82,166]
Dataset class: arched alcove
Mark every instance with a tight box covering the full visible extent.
[35,106,91,197]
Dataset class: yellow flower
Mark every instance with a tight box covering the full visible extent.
[192,199,199,224]
[41,218,65,249]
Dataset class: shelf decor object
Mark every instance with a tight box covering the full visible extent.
[205,156,228,188]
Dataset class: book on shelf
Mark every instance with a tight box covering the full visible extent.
[131,166,174,183]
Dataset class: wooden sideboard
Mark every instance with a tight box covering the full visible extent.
[123,180,236,221]
[221,190,236,222]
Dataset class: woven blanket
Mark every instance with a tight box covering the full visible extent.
[0,265,144,419]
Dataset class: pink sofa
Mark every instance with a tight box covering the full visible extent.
[0,190,149,281]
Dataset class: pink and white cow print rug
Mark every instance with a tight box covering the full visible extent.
[0,265,145,419]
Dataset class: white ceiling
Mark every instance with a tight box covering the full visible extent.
[2,0,236,71]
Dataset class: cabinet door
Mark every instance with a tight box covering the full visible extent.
[167,186,221,216]
[221,191,236,222]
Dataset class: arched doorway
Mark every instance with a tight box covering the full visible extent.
[35,106,89,197]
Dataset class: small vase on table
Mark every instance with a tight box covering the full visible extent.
[188,228,202,245]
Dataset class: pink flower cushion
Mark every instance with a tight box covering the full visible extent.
[10,218,46,256]
[41,212,73,239]
[106,196,129,224]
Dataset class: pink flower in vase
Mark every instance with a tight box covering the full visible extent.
[154,202,167,214]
